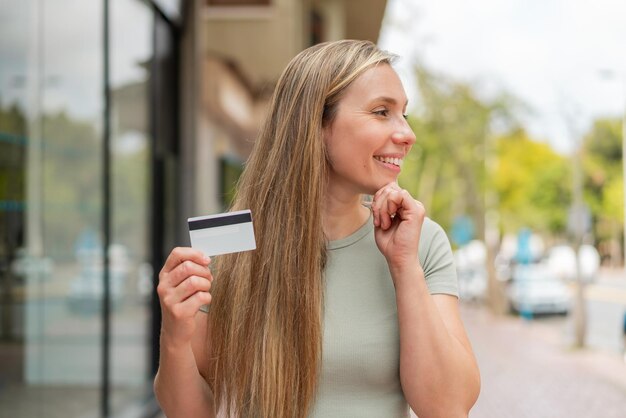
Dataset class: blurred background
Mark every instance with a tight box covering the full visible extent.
[0,0,624,417]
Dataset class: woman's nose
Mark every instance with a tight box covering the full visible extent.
[391,122,416,146]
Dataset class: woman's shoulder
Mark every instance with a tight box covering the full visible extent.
[420,216,448,244]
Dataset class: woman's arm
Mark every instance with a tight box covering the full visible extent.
[153,247,216,417]
[154,312,215,417]
[371,184,480,418]
[392,262,480,418]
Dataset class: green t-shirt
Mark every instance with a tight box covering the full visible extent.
[309,215,458,417]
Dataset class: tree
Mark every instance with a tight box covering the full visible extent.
[493,129,571,235]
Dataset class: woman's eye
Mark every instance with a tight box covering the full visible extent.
[373,109,389,117]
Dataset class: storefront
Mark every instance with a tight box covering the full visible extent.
[0,1,186,416]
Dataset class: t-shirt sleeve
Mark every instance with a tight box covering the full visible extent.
[418,217,459,297]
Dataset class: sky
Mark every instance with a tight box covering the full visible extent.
[379,0,626,154]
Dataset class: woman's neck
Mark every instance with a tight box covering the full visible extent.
[322,192,370,241]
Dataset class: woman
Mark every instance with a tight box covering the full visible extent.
[154,40,480,418]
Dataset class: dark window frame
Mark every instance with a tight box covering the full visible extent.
[207,0,271,6]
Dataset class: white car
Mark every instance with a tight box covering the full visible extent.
[547,244,600,282]
[454,240,488,301]
[507,263,571,315]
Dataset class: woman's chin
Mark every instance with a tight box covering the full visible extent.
[370,177,398,193]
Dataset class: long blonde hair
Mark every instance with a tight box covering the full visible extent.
[207,40,396,418]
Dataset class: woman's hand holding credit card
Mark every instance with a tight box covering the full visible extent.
[156,210,256,348]
[157,247,213,347]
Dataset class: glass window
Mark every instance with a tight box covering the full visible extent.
[1,0,164,415]
[0,2,31,416]
[0,0,105,416]
[109,0,153,413]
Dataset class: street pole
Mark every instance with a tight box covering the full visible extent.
[598,69,626,269]
[622,84,626,271]
[484,131,507,315]
[611,73,626,270]
[562,104,587,348]
[572,147,587,348]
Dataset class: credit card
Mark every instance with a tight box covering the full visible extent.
[188,209,256,257]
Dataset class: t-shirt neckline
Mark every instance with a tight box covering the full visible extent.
[327,213,373,250]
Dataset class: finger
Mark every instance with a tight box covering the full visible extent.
[162,247,210,274]
[372,185,389,206]
[373,186,396,212]
[373,183,405,227]
[414,198,426,217]
[372,190,389,227]
[383,189,417,229]
[393,189,424,216]
[372,196,380,226]
[373,188,391,228]
[385,197,401,224]
[388,188,417,208]
[167,260,213,287]
[381,188,403,229]
[172,275,212,303]
[389,182,402,191]
[373,181,400,198]
[393,190,426,223]
[382,200,397,229]
[171,291,213,319]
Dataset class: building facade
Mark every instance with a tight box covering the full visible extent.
[0,0,386,416]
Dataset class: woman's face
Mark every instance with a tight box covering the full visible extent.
[324,64,416,196]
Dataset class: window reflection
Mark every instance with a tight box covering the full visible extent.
[0,0,154,415]
[109,0,153,412]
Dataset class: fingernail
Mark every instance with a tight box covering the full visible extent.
[204,256,211,264]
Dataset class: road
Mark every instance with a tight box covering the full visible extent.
[460,267,626,418]
[467,266,626,355]
[464,302,626,418]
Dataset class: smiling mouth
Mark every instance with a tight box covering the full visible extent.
[373,156,403,167]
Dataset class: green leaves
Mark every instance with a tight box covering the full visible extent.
[493,130,570,234]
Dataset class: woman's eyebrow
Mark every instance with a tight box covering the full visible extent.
[369,96,409,107]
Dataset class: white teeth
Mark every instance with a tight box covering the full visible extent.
[375,156,403,167]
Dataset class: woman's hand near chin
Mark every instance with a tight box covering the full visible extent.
[370,182,425,276]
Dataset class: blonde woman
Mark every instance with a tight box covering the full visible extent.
[154,40,480,418]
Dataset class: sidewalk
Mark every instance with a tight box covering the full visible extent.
[463,303,626,418]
